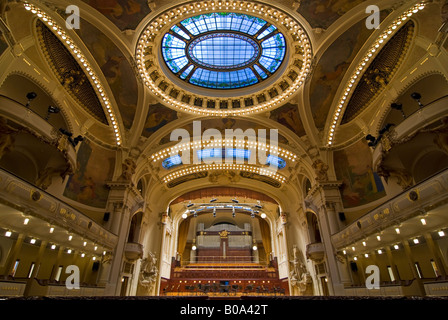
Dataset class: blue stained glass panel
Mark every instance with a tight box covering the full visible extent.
[257,25,277,40]
[266,155,286,169]
[226,148,251,160]
[163,13,286,90]
[197,148,223,160]
[170,25,190,40]
[162,155,183,169]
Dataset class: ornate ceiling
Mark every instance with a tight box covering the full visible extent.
[1,0,442,211]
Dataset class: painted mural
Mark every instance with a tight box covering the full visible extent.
[142,103,178,139]
[334,139,386,208]
[82,0,151,30]
[63,139,115,208]
[269,103,306,137]
[75,19,138,130]
[309,19,372,130]
[297,0,365,29]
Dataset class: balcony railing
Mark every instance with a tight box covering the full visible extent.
[0,168,118,249]
[0,94,76,169]
[331,168,448,249]
[306,242,325,262]
[124,242,144,260]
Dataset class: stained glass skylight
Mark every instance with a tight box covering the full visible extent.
[162,12,286,90]
[162,149,286,169]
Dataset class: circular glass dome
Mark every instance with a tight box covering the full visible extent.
[161,12,286,90]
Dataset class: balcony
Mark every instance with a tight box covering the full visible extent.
[124,242,144,261]
[331,168,448,250]
[0,95,77,169]
[370,97,448,190]
[343,279,421,297]
[306,242,325,262]
[0,168,118,249]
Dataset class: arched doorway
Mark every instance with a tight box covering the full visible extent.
[159,187,289,296]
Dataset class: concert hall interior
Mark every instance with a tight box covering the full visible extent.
[0,0,448,299]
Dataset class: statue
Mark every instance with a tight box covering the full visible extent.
[377,165,413,189]
[312,159,329,182]
[289,245,312,294]
[139,252,158,292]
[119,158,136,181]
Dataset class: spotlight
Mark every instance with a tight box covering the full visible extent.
[232,198,239,203]
[260,213,267,219]
[182,212,188,219]
[45,106,60,121]
[365,134,378,147]
[232,206,236,218]
[210,198,217,203]
[213,207,216,218]
[25,92,37,107]
[411,92,424,108]
[187,201,194,208]
[192,210,197,218]
[250,211,255,218]
[391,103,406,119]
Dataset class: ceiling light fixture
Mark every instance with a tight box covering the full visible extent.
[326,2,427,146]
[23,2,122,146]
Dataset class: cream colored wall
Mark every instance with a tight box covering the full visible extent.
[1,239,99,284]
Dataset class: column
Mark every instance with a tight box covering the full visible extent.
[105,202,131,296]
[385,246,399,281]
[401,240,425,295]
[424,233,447,277]
[3,234,24,277]
[24,240,48,296]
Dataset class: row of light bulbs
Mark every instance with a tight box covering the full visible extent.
[4,216,107,259]
[327,2,427,146]
[135,0,312,117]
[342,225,446,259]
[162,163,287,184]
[151,139,298,163]
[23,2,122,146]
